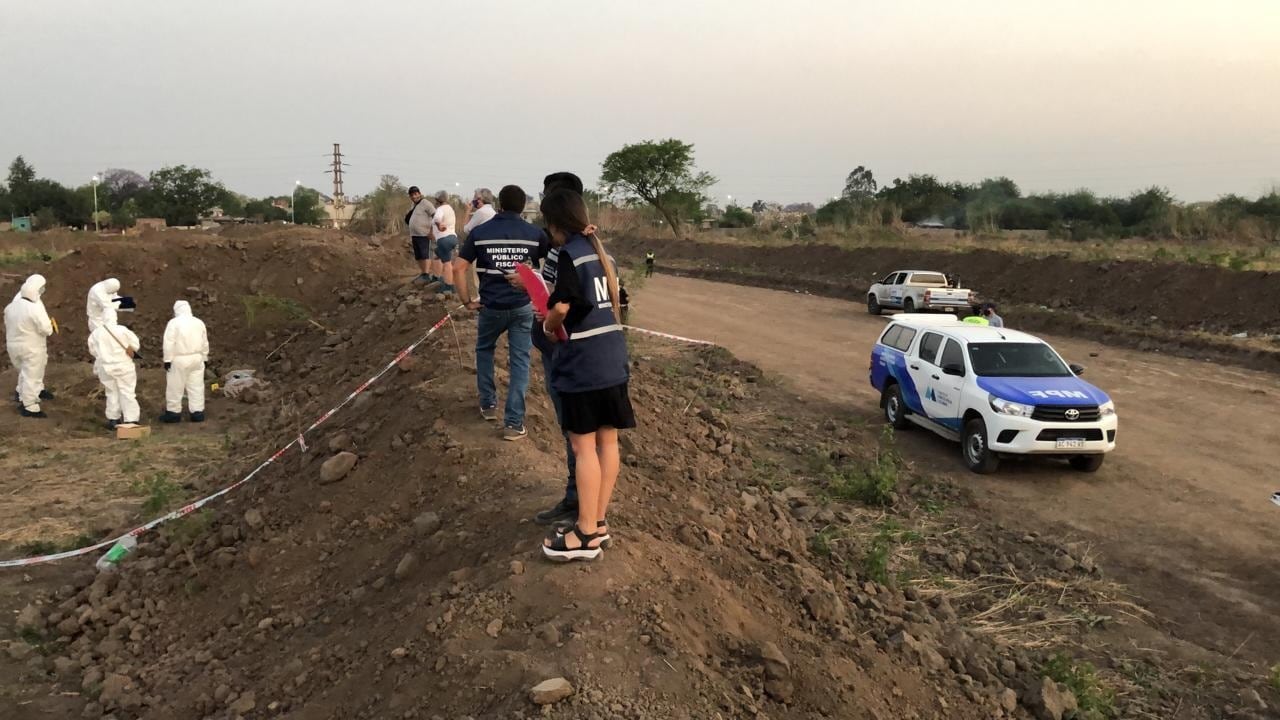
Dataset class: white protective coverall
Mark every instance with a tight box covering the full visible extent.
[86,278,121,333]
[162,300,209,413]
[4,275,54,412]
[87,308,141,423]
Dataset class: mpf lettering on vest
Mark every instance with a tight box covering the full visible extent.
[1028,390,1089,399]
[593,277,611,304]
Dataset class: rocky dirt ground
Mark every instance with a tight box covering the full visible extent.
[0,227,1277,719]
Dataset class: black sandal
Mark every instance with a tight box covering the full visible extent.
[542,525,604,562]
[553,518,612,549]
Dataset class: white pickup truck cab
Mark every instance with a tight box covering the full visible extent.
[867,270,974,315]
[868,316,1117,473]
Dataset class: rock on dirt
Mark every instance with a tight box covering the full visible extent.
[394,553,418,581]
[100,673,142,710]
[529,677,574,705]
[1239,689,1268,711]
[243,508,264,529]
[1023,676,1078,720]
[757,641,795,702]
[413,511,442,536]
[319,452,358,484]
[15,603,43,631]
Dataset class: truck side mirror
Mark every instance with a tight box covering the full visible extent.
[1069,363,1085,376]
[942,363,965,377]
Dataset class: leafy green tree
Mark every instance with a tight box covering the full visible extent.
[842,166,878,200]
[718,204,755,228]
[101,169,148,205]
[352,174,408,234]
[7,156,38,216]
[143,165,224,226]
[601,139,716,238]
[111,201,138,229]
[292,186,324,225]
[33,207,59,229]
[217,189,246,218]
[244,199,288,223]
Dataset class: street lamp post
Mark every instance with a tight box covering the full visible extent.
[91,175,100,232]
[291,181,301,224]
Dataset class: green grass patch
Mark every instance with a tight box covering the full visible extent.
[0,249,52,267]
[1043,653,1117,720]
[165,510,212,548]
[240,294,310,326]
[826,426,901,506]
[810,526,838,558]
[1269,663,1280,692]
[130,471,181,515]
[17,532,98,557]
[863,533,891,585]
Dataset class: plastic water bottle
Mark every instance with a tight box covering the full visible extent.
[95,536,137,573]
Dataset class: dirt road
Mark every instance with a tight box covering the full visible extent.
[632,274,1280,663]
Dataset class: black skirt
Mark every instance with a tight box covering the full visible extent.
[559,382,636,435]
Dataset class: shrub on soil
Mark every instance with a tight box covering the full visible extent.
[828,426,900,506]
[1044,653,1117,720]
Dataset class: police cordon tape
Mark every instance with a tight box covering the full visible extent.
[0,310,459,569]
[624,325,716,346]
[0,314,713,569]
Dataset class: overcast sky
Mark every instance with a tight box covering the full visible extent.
[3,0,1278,204]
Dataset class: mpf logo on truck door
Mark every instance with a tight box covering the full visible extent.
[1028,390,1089,400]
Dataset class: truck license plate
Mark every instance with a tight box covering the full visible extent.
[1056,438,1086,449]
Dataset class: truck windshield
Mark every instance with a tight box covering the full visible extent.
[968,343,1070,378]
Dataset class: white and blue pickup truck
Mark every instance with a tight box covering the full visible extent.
[868,316,1117,473]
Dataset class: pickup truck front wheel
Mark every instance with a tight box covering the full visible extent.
[867,295,881,315]
[962,418,1001,474]
[882,385,912,430]
[1069,455,1105,473]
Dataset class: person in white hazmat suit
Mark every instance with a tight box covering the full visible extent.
[87,307,141,429]
[160,300,209,423]
[86,278,122,333]
[4,274,55,418]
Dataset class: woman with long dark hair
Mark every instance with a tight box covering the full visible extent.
[537,189,635,562]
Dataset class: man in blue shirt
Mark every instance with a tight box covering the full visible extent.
[454,185,550,440]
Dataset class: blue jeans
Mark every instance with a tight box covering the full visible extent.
[476,305,534,428]
[542,351,578,504]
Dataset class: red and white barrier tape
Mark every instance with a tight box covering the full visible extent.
[624,325,716,346]
[0,310,459,569]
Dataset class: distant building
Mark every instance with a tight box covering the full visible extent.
[8,216,32,233]
[135,218,166,232]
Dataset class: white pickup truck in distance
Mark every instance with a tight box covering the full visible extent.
[867,270,975,315]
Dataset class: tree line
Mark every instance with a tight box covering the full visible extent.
[816,166,1280,242]
[0,156,325,229]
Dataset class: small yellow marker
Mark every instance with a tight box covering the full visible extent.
[211,383,221,392]
[50,318,59,334]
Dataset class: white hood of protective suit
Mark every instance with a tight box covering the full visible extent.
[163,300,209,362]
[19,274,46,302]
[5,274,54,346]
[88,307,140,366]
[87,278,122,332]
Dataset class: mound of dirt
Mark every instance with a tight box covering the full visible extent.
[0,284,1017,719]
[611,236,1280,336]
[2,229,1272,720]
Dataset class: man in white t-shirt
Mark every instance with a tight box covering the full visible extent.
[431,190,458,294]
[463,188,497,234]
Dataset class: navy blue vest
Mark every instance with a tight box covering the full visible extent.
[551,235,629,394]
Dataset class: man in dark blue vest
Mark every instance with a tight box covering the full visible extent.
[454,185,550,440]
